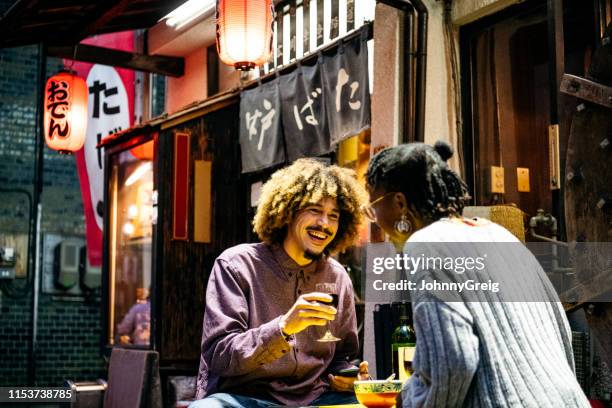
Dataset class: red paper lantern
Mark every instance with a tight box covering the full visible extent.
[44,71,88,153]
[216,0,274,71]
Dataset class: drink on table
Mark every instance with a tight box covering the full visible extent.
[391,302,416,382]
[316,282,340,342]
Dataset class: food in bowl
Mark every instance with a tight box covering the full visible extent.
[353,380,403,408]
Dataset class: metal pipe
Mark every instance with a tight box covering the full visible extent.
[528,229,570,248]
[402,5,415,143]
[28,43,46,386]
[377,0,428,142]
[412,0,428,142]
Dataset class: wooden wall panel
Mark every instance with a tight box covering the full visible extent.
[194,160,212,243]
[156,103,248,369]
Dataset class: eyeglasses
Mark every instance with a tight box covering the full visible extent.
[362,192,395,223]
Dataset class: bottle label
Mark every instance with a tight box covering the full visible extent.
[397,346,416,381]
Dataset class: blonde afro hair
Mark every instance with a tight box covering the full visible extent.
[253,158,369,255]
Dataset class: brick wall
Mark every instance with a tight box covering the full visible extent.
[0,297,30,386]
[0,45,105,386]
[34,297,105,385]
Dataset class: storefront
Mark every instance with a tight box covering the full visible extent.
[96,5,380,401]
[99,91,246,377]
[96,0,612,402]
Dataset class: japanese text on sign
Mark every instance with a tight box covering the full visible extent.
[293,87,322,130]
[245,99,277,151]
[47,80,71,139]
[335,68,362,112]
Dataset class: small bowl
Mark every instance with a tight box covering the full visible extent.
[353,380,403,408]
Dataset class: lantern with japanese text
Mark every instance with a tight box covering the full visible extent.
[216,0,274,71]
[44,70,88,153]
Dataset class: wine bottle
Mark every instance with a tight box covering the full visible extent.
[391,302,416,382]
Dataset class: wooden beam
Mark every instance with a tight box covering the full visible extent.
[0,0,41,32]
[77,0,131,40]
[47,44,184,77]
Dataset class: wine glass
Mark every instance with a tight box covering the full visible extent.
[402,346,416,378]
[315,282,340,342]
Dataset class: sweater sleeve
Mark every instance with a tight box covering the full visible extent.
[201,258,292,377]
[538,255,577,374]
[402,300,480,408]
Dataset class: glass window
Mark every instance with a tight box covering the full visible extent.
[107,141,154,346]
[150,74,166,118]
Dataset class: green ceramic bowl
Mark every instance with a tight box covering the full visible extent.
[353,380,403,408]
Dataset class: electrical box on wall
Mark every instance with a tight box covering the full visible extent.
[79,246,101,290]
[0,247,16,280]
[0,247,16,267]
[517,167,531,192]
[0,234,27,278]
[54,239,81,289]
[44,234,101,297]
[489,166,505,194]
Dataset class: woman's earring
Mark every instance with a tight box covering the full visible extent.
[394,214,412,234]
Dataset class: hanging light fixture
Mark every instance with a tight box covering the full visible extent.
[216,0,274,71]
[43,70,88,154]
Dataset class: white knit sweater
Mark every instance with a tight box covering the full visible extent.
[401,218,590,407]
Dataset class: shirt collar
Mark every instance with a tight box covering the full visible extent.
[270,244,320,277]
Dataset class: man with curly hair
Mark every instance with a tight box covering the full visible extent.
[190,159,370,408]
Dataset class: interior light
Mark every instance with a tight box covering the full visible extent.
[127,204,139,219]
[163,0,216,30]
[122,222,135,236]
[125,162,152,187]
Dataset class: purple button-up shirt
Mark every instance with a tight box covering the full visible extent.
[195,243,358,405]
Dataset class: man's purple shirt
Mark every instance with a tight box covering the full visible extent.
[195,243,358,405]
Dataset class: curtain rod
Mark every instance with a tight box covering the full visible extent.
[240,22,374,90]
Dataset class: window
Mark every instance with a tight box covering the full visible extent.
[107,142,154,346]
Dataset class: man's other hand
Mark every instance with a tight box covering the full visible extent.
[280,292,337,336]
[328,361,370,393]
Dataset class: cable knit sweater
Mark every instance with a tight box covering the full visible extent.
[401,218,590,408]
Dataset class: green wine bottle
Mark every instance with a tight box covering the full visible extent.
[391,302,416,382]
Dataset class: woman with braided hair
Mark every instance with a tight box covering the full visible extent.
[365,141,469,250]
[365,142,588,407]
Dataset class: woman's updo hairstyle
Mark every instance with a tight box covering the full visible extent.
[366,141,470,222]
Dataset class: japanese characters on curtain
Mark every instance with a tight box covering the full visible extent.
[280,60,330,162]
[239,27,370,174]
[239,79,285,173]
[322,29,370,145]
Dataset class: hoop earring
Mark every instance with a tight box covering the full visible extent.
[394,214,412,235]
